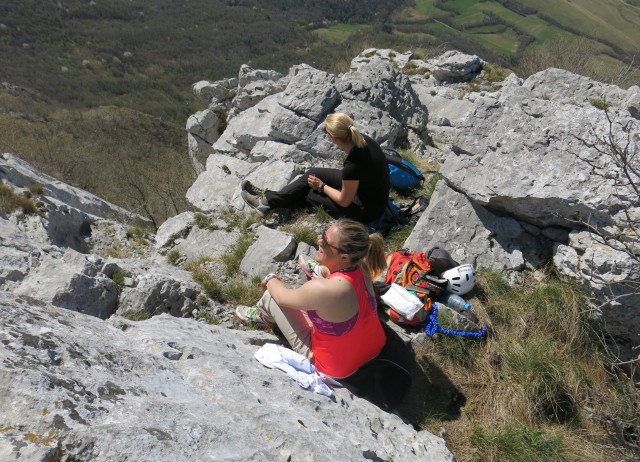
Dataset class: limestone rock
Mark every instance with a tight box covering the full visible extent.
[0,295,454,462]
[427,50,485,82]
[351,48,414,70]
[186,154,255,212]
[233,64,286,115]
[155,212,196,249]
[192,78,238,105]
[240,226,297,278]
[440,83,637,231]
[14,248,117,319]
[405,182,548,273]
[212,95,283,155]
[0,153,151,228]
[174,226,241,262]
[554,230,640,349]
[337,61,428,136]
[105,258,201,318]
[0,217,43,289]
[279,64,338,121]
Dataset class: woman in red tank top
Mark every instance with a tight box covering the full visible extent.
[250,219,387,379]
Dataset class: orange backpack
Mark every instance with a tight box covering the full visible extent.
[382,250,446,325]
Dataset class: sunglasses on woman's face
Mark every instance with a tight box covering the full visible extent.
[320,228,347,254]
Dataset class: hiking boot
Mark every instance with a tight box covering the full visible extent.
[298,254,330,279]
[234,305,274,325]
[241,179,266,197]
[241,190,271,219]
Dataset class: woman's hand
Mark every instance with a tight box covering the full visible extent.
[307,175,323,191]
[261,273,280,290]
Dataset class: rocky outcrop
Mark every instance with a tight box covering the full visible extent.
[0,295,453,461]
[184,48,639,366]
[1,47,639,460]
[186,56,431,214]
[407,56,640,359]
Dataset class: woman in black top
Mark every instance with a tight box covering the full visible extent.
[241,112,390,223]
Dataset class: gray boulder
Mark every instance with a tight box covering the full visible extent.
[212,94,283,156]
[233,64,286,115]
[240,226,297,278]
[405,182,548,273]
[186,154,255,212]
[174,226,241,262]
[351,48,414,70]
[441,81,637,231]
[427,50,485,82]
[14,248,118,319]
[0,295,453,462]
[0,217,43,289]
[192,78,238,105]
[279,64,338,121]
[554,230,640,349]
[336,60,428,137]
[155,212,196,249]
[103,258,201,318]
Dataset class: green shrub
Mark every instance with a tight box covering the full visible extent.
[167,249,181,266]
[194,212,212,229]
[110,270,130,294]
[589,98,611,110]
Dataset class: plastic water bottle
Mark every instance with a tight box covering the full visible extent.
[439,291,471,311]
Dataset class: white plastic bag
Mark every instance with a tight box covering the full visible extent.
[380,283,423,320]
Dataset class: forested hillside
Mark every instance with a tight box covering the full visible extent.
[1,0,638,227]
[0,0,406,122]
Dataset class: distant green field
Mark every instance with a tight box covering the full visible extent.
[402,0,640,58]
[385,0,640,85]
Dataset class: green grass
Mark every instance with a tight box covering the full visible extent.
[590,98,612,110]
[120,309,151,321]
[0,183,38,215]
[385,225,413,253]
[220,233,255,278]
[401,269,637,461]
[222,277,263,307]
[196,308,221,325]
[281,223,319,248]
[110,270,131,295]
[470,425,564,462]
[191,266,224,301]
[167,249,182,266]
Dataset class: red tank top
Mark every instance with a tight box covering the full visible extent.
[311,267,386,378]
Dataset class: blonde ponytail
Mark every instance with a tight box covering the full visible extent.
[325,113,367,148]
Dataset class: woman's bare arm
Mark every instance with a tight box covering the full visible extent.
[265,277,352,312]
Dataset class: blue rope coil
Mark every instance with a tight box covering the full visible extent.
[425,303,487,338]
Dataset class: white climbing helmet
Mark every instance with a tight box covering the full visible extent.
[442,264,476,295]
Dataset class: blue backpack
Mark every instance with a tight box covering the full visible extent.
[385,150,424,191]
